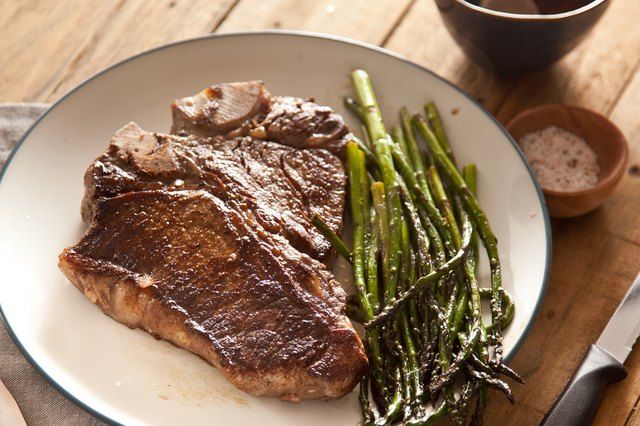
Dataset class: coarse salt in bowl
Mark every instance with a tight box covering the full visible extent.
[506,104,629,218]
[518,126,600,192]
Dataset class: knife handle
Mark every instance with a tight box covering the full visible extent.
[541,345,627,426]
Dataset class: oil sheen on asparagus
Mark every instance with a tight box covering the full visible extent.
[314,70,521,425]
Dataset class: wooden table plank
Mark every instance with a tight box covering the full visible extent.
[0,0,122,102]
[494,0,640,123]
[217,0,414,45]
[42,0,238,101]
[384,0,515,114]
[582,72,640,259]
[611,69,640,155]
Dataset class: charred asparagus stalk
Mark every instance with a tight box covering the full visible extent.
[344,69,519,425]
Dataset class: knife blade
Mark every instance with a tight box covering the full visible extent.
[596,272,640,363]
[542,271,640,426]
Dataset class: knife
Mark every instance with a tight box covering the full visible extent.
[541,271,640,425]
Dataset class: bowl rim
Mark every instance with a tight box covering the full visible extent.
[455,0,608,21]
[506,103,629,197]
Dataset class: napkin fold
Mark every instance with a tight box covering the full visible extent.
[0,103,104,425]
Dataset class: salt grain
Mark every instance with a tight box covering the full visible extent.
[519,126,600,192]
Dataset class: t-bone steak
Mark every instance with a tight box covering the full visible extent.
[58,82,367,402]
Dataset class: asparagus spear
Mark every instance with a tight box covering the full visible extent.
[346,141,386,399]
[401,107,430,182]
[344,96,365,122]
[352,136,379,166]
[392,124,411,158]
[351,70,403,306]
[359,376,379,425]
[347,142,373,319]
[365,217,473,329]
[425,101,454,163]
[366,205,382,315]
[311,214,352,261]
[390,145,454,255]
[372,182,411,421]
[413,114,506,363]
[398,223,422,415]
[460,164,491,422]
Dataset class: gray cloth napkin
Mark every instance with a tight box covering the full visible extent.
[0,103,104,425]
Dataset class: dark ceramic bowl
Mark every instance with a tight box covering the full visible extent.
[435,0,610,74]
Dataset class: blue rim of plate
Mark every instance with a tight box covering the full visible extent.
[0,30,552,425]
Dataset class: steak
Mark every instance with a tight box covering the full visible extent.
[171,81,350,155]
[81,122,344,261]
[59,82,367,402]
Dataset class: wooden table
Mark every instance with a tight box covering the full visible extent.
[2,1,640,424]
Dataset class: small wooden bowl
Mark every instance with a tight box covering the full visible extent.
[506,104,629,218]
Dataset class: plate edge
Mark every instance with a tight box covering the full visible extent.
[0,29,552,425]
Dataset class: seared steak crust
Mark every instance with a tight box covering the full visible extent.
[60,82,366,401]
[82,122,344,261]
[60,190,366,401]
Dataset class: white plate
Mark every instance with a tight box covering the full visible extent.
[0,31,550,425]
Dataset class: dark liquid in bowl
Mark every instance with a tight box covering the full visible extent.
[535,0,593,14]
[468,0,594,14]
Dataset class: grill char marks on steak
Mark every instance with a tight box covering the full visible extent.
[60,190,367,401]
[171,81,351,156]
[60,82,366,401]
[82,122,344,261]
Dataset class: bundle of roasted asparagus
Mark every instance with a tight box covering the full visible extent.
[315,70,521,425]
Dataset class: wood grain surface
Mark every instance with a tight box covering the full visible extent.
[2,0,640,424]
